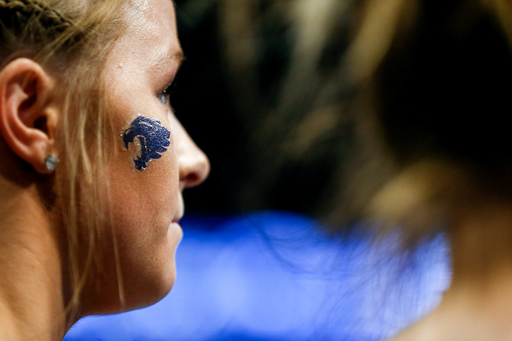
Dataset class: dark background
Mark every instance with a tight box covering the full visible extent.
[173,1,239,213]
[173,0,344,216]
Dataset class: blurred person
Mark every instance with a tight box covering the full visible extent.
[0,0,209,340]
[186,0,512,338]
[340,0,512,339]
[218,0,512,338]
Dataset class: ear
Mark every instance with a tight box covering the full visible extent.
[0,58,59,174]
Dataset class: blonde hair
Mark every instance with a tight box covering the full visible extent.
[1,0,129,322]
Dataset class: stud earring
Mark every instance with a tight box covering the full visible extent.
[45,155,59,172]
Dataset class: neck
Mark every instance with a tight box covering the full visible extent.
[433,200,512,336]
[0,178,66,341]
[391,200,512,341]
[449,201,512,294]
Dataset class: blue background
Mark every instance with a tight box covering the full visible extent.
[64,212,449,341]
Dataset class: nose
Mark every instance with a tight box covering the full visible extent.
[173,120,210,191]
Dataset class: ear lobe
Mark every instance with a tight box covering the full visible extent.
[0,58,59,174]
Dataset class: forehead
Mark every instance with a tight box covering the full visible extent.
[108,0,181,71]
[124,0,177,41]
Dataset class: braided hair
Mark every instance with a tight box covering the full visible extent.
[0,0,77,66]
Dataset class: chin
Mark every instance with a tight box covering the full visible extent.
[80,256,177,317]
[119,221,182,311]
[122,258,177,311]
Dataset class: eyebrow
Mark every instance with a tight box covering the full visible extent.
[173,49,185,66]
[155,47,185,70]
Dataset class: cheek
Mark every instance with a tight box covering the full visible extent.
[98,119,182,300]
[113,115,180,235]
[109,133,180,244]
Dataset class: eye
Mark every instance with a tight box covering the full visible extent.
[157,92,170,105]
[158,79,177,107]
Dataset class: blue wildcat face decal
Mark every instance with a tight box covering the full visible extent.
[123,116,171,171]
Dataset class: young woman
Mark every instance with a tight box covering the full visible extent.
[0,0,209,340]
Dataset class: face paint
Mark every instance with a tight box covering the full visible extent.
[123,116,171,170]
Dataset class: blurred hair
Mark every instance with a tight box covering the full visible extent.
[335,0,512,240]
[1,0,128,322]
[214,0,354,215]
[213,0,512,242]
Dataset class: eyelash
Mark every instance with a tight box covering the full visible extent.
[157,79,177,106]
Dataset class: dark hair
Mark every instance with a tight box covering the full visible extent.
[376,0,512,171]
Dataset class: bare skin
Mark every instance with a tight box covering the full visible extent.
[391,201,512,341]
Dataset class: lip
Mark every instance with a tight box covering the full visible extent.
[172,212,183,224]
[172,197,184,223]
[169,219,182,231]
